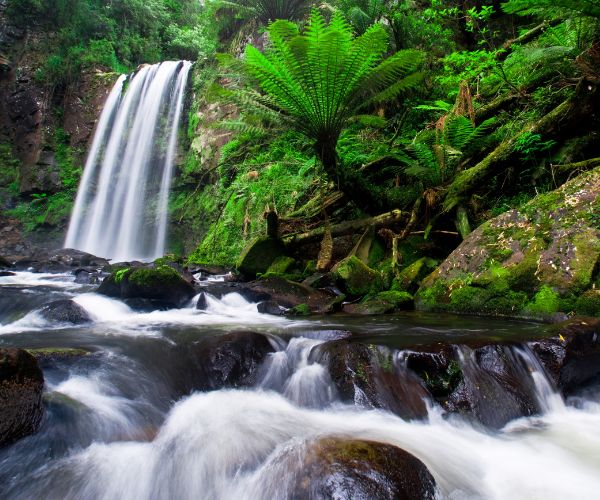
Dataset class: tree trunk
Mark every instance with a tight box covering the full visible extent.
[284,209,406,247]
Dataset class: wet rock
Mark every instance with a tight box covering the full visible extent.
[291,438,436,500]
[444,345,539,429]
[236,236,287,279]
[73,268,102,284]
[0,348,44,446]
[196,292,208,311]
[26,347,91,361]
[187,331,275,391]
[13,249,109,273]
[0,270,16,277]
[416,166,600,319]
[403,345,461,399]
[316,340,431,420]
[257,300,284,315]
[343,291,413,315]
[98,265,195,309]
[244,277,335,313]
[529,318,600,394]
[39,299,92,324]
[0,255,13,268]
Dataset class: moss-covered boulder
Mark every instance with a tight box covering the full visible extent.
[343,291,413,315]
[416,167,600,319]
[1,348,44,446]
[98,265,195,309]
[39,299,92,324]
[332,256,384,297]
[393,257,439,294]
[236,237,287,279]
[290,438,437,500]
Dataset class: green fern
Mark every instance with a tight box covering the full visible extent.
[218,0,309,23]
[245,10,424,179]
[502,0,600,19]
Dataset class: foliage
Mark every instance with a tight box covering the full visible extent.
[244,10,423,181]
[218,0,309,24]
[502,0,600,20]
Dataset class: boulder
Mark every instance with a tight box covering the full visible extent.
[39,299,92,324]
[416,167,600,319]
[186,331,275,391]
[332,256,384,297]
[73,268,102,284]
[0,255,13,268]
[257,300,285,315]
[529,317,600,394]
[316,340,431,420]
[236,237,287,279]
[393,257,439,294]
[196,292,208,311]
[244,277,335,313]
[291,438,437,500]
[0,348,44,446]
[343,291,413,315]
[0,271,16,277]
[98,265,195,309]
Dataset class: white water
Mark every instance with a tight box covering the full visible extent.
[2,272,600,499]
[64,61,192,262]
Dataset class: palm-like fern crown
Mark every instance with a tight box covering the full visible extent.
[245,10,423,146]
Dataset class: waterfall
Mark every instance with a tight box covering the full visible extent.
[64,61,192,262]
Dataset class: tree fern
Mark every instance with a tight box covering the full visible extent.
[245,10,423,180]
[502,0,600,19]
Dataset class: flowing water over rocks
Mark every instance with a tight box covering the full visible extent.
[1,271,600,499]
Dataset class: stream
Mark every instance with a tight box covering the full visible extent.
[1,271,600,499]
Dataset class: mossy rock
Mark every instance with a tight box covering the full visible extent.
[286,303,311,316]
[291,438,437,500]
[333,256,383,297]
[98,265,195,308]
[416,167,600,320]
[393,257,439,293]
[575,289,600,316]
[236,237,287,279]
[344,291,413,315]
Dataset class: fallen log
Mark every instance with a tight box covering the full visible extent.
[553,157,600,173]
[283,209,406,247]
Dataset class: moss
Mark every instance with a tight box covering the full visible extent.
[393,257,438,293]
[265,256,296,275]
[373,290,414,309]
[525,285,561,315]
[367,238,386,268]
[570,231,600,293]
[128,266,183,287]
[334,256,383,297]
[26,347,90,358]
[287,303,311,316]
[421,360,462,399]
[114,268,131,284]
[236,237,287,279]
[575,289,600,316]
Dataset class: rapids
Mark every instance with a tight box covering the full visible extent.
[1,271,600,500]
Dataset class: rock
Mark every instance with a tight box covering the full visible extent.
[0,255,13,268]
[0,348,44,446]
[264,255,297,275]
[575,289,600,316]
[343,291,414,315]
[196,292,208,310]
[393,257,439,294]
[39,299,92,324]
[73,268,102,284]
[186,331,275,391]
[529,318,600,394]
[332,255,384,297]
[98,265,195,309]
[415,167,600,319]
[26,347,91,361]
[290,438,437,500]
[236,237,287,279]
[243,277,335,313]
[0,271,16,277]
[257,300,284,315]
[444,345,539,429]
[316,340,431,420]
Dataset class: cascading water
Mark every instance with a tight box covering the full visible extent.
[2,271,600,499]
[64,61,192,262]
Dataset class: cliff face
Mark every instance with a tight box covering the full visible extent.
[0,5,117,194]
[0,2,117,255]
